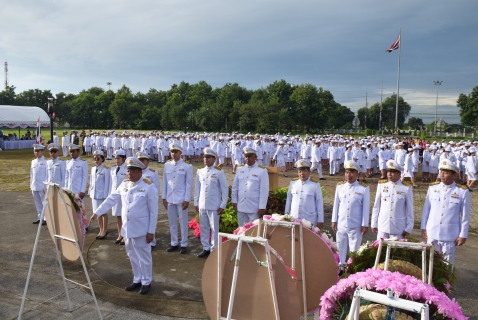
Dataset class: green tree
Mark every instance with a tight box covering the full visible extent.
[0,86,17,105]
[16,89,53,111]
[407,117,424,130]
[358,95,411,130]
[457,85,478,129]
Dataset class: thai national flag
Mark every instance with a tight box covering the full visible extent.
[36,117,42,144]
[385,34,400,52]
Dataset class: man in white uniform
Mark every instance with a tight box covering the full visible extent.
[162,144,193,254]
[194,148,229,258]
[232,147,269,226]
[421,159,470,266]
[285,159,324,228]
[46,143,66,187]
[371,160,414,239]
[31,144,48,225]
[89,157,158,294]
[64,144,88,200]
[331,160,370,267]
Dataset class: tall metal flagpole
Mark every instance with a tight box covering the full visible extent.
[394,27,402,133]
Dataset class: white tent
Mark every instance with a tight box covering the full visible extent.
[0,105,50,128]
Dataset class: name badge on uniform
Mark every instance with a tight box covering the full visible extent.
[211,174,217,178]
[179,168,185,171]
[396,191,404,195]
[355,192,362,195]
[137,189,145,192]
[253,174,259,177]
[434,189,440,193]
[451,192,459,199]
[76,165,81,168]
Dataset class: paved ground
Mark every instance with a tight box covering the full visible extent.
[2,160,477,319]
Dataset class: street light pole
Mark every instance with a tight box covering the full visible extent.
[47,96,55,143]
[434,81,442,134]
[107,82,112,91]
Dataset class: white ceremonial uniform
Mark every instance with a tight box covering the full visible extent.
[332,180,370,265]
[95,178,158,285]
[31,156,48,220]
[371,179,414,239]
[61,135,70,157]
[65,157,88,195]
[46,158,66,187]
[194,165,228,251]
[285,177,324,226]
[110,163,128,216]
[142,167,160,193]
[232,162,269,226]
[162,159,193,247]
[421,181,470,265]
[310,146,324,178]
[89,164,111,212]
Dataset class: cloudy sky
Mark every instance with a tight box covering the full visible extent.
[1,0,477,125]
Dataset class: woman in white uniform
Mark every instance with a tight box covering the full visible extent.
[89,150,111,239]
[110,150,127,244]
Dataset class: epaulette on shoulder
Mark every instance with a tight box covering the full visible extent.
[215,165,222,170]
[166,159,173,162]
[104,165,110,169]
[237,164,245,167]
[258,165,267,169]
[198,165,205,169]
[359,181,368,187]
[310,178,319,183]
[402,181,411,187]
[123,178,130,182]
[429,181,440,186]
[337,180,346,185]
[378,179,388,184]
[143,178,152,185]
[457,183,467,190]
[292,177,299,181]
[149,168,156,172]
[184,159,191,164]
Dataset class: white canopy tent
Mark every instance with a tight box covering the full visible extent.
[0,105,50,128]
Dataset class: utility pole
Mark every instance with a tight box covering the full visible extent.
[434,81,442,133]
[4,61,8,90]
[379,81,383,130]
[364,91,368,129]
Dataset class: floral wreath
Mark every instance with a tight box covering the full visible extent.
[319,269,466,320]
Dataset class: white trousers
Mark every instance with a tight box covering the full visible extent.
[336,226,362,265]
[125,236,153,285]
[62,146,69,158]
[237,211,259,227]
[330,160,338,174]
[199,209,220,251]
[429,239,456,267]
[167,203,189,247]
[218,156,225,165]
[107,148,114,159]
[310,161,323,178]
[263,155,270,167]
[32,190,45,220]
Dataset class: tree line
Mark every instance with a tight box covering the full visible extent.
[5,80,474,132]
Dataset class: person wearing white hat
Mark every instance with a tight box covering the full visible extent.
[90,157,158,294]
[371,160,414,240]
[285,160,324,228]
[310,140,325,180]
[30,144,48,225]
[422,144,431,182]
[232,147,269,226]
[110,150,128,244]
[273,141,288,177]
[421,159,470,266]
[378,144,391,179]
[328,140,339,176]
[65,143,88,200]
[88,150,111,240]
[46,143,66,188]
[61,132,70,158]
[194,148,229,258]
[163,143,193,254]
[331,160,370,268]
[465,147,477,189]
[402,148,418,188]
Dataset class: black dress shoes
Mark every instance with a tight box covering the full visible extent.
[97,231,108,240]
[33,220,40,224]
[140,284,151,294]
[166,245,179,252]
[197,250,210,258]
[42,220,46,226]
[114,237,123,244]
[125,282,141,291]
[180,247,187,254]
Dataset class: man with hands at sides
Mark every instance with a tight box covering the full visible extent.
[89,157,158,295]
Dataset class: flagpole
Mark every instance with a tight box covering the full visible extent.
[394,27,401,133]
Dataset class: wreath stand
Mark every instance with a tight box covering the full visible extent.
[18,183,102,320]
[255,220,308,315]
[372,238,435,284]
[347,287,430,320]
